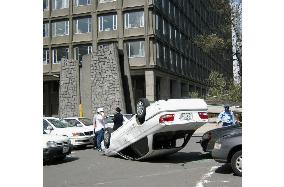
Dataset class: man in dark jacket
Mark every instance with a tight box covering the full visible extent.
[112,107,124,131]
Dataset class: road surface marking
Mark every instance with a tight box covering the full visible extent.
[195,166,219,187]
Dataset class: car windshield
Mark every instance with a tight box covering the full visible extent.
[79,118,93,126]
[47,119,68,128]
[64,119,81,127]
[60,119,77,127]
[105,116,114,123]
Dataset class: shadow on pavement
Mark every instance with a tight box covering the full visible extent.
[44,156,79,166]
[143,152,212,164]
[215,163,233,174]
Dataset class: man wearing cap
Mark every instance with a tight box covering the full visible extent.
[217,104,235,127]
[93,107,105,151]
[113,107,124,131]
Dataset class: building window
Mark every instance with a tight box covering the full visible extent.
[169,24,172,40]
[127,41,145,58]
[170,50,173,65]
[74,45,92,63]
[74,0,91,6]
[124,11,144,29]
[74,17,91,34]
[43,23,49,37]
[99,0,116,3]
[155,14,163,32]
[43,0,49,11]
[43,49,49,64]
[52,20,69,36]
[156,43,160,60]
[52,0,69,10]
[163,46,166,63]
[98,14,117,32]
[168,1,171,15]
[52,47,69,64]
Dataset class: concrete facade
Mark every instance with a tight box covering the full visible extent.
[43,0,233,117]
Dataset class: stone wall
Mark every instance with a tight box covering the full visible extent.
[90,44,126,117]
[58,59,79,118]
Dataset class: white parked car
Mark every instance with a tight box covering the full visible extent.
[43,130,72,163]
[103,98,208,160]
[64,117,94,131]
[43,117,95,148]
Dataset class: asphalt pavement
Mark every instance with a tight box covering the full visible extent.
[43,137,241,187]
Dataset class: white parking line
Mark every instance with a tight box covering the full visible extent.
[195,166,219,187]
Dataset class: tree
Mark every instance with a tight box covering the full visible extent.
[194,0,242,83]
[207,71,241,103]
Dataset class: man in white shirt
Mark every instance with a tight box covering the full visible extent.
[93,107,105,151]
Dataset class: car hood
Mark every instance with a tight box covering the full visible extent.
[51,127,90,136]
[43,134,69,148]
[205,125,242,137]
[43,134,69,143]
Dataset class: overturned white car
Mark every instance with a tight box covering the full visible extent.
[103,98,208,160]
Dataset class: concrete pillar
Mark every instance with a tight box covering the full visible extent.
[160,76,170,100]
[172,80,181,98]
[145,70,155,102]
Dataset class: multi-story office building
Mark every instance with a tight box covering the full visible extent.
[43,0,233,116]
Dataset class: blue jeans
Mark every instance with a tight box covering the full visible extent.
[223,122,233,127]
[95,129,104,150]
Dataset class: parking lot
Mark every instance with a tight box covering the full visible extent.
[43,137,241,187]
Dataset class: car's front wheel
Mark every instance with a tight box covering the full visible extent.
[104,130,111,149]
[136,98,150,124]
[231,150,242,176]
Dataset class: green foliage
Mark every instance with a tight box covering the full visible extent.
[194,34,225,54]
[207,71,241,103]
[190,91,200,98]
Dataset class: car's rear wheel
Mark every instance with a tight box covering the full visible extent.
[231,150,242,176]
[136,98,150,124]
[104,130,111,149]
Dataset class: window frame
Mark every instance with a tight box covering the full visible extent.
[74,17,91,34]
[52,0,69,10]
[43,49,50,64]
[99,0,116,3]
[98,14,117,32]
[52,20,69,36]
[73,45,93,62]
[43,0,49,11]
[74,0,91,6]
[127,41,145,58]
[43,23,49,37]
[52,47,69,64]
[124,11,144,29]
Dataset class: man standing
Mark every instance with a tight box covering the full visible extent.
[112,107,124,131]
[217,104,235,127]
[93,107,105,152]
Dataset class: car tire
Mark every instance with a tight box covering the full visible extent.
[136,98,150,124]
[231,150,242,176]
[104,130,111,149]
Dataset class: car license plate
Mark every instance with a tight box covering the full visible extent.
[180,113,192,120]
[63,147,69,153]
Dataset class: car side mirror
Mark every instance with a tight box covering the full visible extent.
[76,123,83,127]
[47,126,53,131]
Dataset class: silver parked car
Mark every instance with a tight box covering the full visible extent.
[212,133,242,176]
